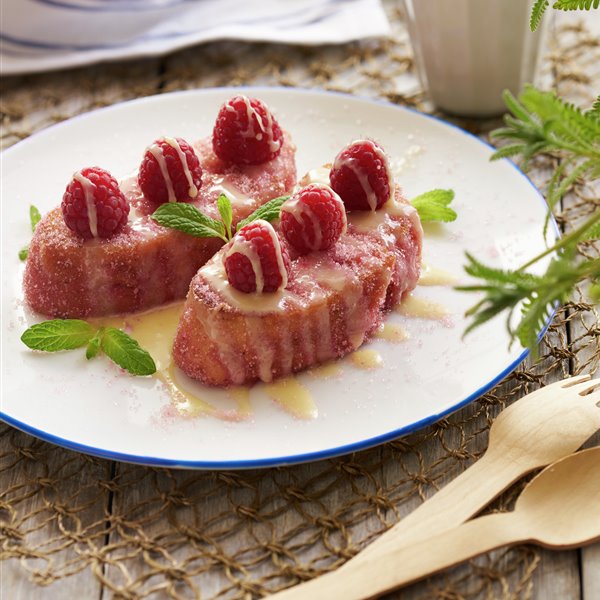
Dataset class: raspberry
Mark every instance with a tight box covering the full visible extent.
[280,183,347,254]
[212,95,284,165]
[61,167,129,239]
[138,137,202,205]
[223,220,290,293]
[329,139,393,211]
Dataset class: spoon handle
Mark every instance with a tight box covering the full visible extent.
[343,448,528,566]
[268,512,519,600]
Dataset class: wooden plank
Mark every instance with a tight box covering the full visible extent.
[553,10,600,599]
[0,427,110,600]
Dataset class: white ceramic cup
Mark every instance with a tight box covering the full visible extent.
[403,0,546,116]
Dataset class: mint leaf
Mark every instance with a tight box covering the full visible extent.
[217,194,233,240]
[30,205,41,232]
[100,327,156,376]
[86,329,103,360]
[236,195,290,231]
[19,204,42,261]
[152,203,227,242]
[411,189,457,223]
[21,319,95,352]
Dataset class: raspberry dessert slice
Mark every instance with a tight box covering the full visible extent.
[173,183,423,387]
[213,95,284,165]
[280,183,347,254]
[330,139,393,211]
[24,113,296,318]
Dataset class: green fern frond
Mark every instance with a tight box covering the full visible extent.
[589,96,600,120]
[583,221,600,241]
[520,86,600,151]
[490,143,529,161]
[462,253,541,287]
[531,0,550,30]
[553,0,600,10]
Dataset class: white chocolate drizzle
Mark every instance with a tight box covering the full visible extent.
[226,95,281,154]
[146,137,198,202]
[222,219,288,293]
[281,183,347,251]
[209,176,255,209]
[333,139,394,211]
[73,171,99,238]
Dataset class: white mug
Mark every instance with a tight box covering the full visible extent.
[403,0,546,116]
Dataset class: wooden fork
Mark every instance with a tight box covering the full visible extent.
[267,375,600,599]
[343,374,600,564]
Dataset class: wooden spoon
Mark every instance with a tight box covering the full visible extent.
[268,446,600,600]
[343,375,600,563]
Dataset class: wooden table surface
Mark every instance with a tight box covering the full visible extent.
[1,5,599,599]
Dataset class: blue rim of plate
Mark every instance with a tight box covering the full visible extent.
[0,86,558,469]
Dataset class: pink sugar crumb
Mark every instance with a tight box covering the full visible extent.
[158,403,179,422]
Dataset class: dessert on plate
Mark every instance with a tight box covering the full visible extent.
[22,97,423,390]
[23,96,296,318]
[173,140,423,386]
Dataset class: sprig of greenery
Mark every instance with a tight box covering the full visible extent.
[491,87,600,169]
[530,0,599,31]
[236,195,289,231]
[152,194,290,241]
[461,84,600,352]
[21,320,156,376]
[492,87,600,239]
[411,189,457,222]
[459,210,600,352]
[19,205,42,261]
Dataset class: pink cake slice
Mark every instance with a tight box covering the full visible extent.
[23,135,296,317]
[173,187,423,386]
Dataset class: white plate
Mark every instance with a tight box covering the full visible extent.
[0,88,554,468]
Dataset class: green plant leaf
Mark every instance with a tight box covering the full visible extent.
[553,0,599,10]
[19,204,42,261]
[217,194,233,240]
[530,0,549,30]
[589,96,600,121]
[236,195,290,231]
[582,220,600,241]
[152,203,227,242]
[86,329,103,360]
[410,189,457,223]
[30,205,42,232]
[100,327,156,376]
[21,319,95,352]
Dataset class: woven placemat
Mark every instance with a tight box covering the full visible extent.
[1,4,599,599]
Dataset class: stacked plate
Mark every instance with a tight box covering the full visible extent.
[1,0,390,75]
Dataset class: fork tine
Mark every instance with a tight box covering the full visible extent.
[578,382,600,397]
[560,374,592,388]
[564,379,600,397]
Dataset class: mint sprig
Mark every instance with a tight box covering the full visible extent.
[152,202,227,242]
[100,327,156,376]
[21,320,156,376]
[21,320,95,352]
[152,194,290,241]
[411,189,457,223]
[217,194,233,240]
[19,204,42,261]
[236,195,289,231]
